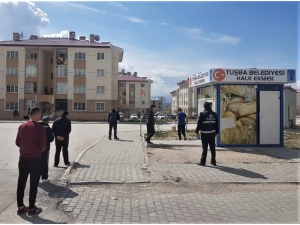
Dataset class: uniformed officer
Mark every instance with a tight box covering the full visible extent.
[195,102,219,166]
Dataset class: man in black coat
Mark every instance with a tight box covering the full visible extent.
[195,102,218,166]
[108,106,120,140]
[52,111,72,167]
[145,104,156,144]
[39,116,54,182]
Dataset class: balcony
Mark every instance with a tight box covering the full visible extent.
[56,49,68,65]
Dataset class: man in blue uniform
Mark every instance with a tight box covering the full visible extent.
[195,102,218,166]
[175,108,188,140]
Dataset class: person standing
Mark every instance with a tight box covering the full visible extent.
[39,116,54,182]
[175,108,188,140]
[52,111,71,167]
[145,104,156,144]
[195,102,218,166]
[108,106,120,140]
[16,107,45,215]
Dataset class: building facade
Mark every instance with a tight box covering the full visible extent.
[283,85,297,128]
[118,70,152,118]
[170,89,179,114]
[151,98,163,113]
[176,79,195,116]
[0,31,123,121]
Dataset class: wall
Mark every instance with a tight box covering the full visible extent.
[283,88,297,128]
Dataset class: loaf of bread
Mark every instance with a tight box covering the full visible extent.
[221,85,256,100]
[227,102,245,115]
[234,121,243,128]
[247,113,256,121]
[238,101,256,116]
[222,111,236,121]
[238,117,256,127]
[229,97,246,104]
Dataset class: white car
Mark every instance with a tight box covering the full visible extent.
[119,112,123,118]
[157,114,165,120]
[130,114,138,119]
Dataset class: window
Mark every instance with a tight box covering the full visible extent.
[6,85,18,93]
[129,84,135,88]
[5,102,18,110]
[56,65,67,77]
[30,53,37,59]
[96,86,105,94]
[56,82,67,94]
[75,52,86,60]
[120,91,126,96]
[96,102,105,111]
[25,65,37,77]
[74,69,86,77]
[25,82,36,93]
[97,52,104,60]
[119,82,126,88]
[55,99,67,111]
[7,51,18,58]
[131,92,135,96]
[121,99,126,105]
[142,101,145,105]
[25,100,36,109]
[141,83,145,87]
[74,103,86,111]
[129,101,135,105]
[97,69,104,77]
[74,86,86,93]
[6,68,18,75]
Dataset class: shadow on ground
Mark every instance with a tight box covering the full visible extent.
[18,213,67,224]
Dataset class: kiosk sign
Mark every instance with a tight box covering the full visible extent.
[190,71,210,87]
[211,68,296,83]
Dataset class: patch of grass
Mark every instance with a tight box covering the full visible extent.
[284,132,300,149]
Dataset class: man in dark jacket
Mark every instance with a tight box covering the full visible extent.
[195,102,218,166]
[39,116,54,183]
[52,111,71,167]
[145,104,156,144]
[108,106,120,140]
[16,107,45,215]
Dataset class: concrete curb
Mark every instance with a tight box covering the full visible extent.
[151,180,300,184]
[69,180,151,185]
[60,137,103,182]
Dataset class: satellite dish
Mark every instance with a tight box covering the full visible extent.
[94,35,100,42]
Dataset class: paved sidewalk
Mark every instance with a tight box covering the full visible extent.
[69,131,148,184]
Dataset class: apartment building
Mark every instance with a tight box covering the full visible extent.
[283,85,297,128]
[0,31,123,121]
[151,98,163,112]
[176,79,196,116]
[118,70,152,117]
[170,89,179,114]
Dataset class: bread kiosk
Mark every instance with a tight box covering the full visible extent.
[189,68,297,147]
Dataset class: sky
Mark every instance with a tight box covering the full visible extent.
[0,0,298,100]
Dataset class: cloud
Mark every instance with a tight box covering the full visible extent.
[150,68,189,78]
[161,22,169,26]
[119,61,136,72]
[49,2,105,13]
[109,2,128,10]
[42,30,69,38]
[123,16,145,23]
[177,27,241,45]
[0,1,49,40]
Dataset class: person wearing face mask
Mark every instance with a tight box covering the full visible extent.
[108,106,120,140]
[145,104,156,144]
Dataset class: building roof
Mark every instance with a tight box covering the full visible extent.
[0,38,112,48]
[118,74,148,82]
[283,85,297,93]
[170,89,179,94]
[177,79,188,85]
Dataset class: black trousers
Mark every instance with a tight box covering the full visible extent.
[146,123,155,142]
[177,124,186,140]
[41,151,49,180]
[54,138,70,165]
[17,157,41,208]
[109,123,118,139]
[200,133,216,164]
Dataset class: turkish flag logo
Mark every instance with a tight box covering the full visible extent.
[213,69,226,81]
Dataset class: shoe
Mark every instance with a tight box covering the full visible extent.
[53,164,58,167]
[65,163,71,167]
[211,162,217,166]
[42,179,50,183]
[114,137,119,140]
[109,138,112,140]
[27,206,42,215]
[147,141,154,144]
[184,137,187,140]
[197,162,206,166]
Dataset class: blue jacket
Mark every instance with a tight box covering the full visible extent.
[195,109,218,134]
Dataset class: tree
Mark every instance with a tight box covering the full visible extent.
[13,110,19,118]
[37,102,54,115]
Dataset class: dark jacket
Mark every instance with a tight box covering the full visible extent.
[195,109,219,134]
[15,121,46,159]
[38,122,54,151]
[147,109,155,124]
[108,110,120,123]
[52,115,72,139]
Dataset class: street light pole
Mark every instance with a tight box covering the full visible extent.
[140,89,142,137]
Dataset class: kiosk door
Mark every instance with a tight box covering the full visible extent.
[259,91,280,144]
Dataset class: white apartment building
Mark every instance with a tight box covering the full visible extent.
[170,89,179,114]
[118,70,152,117]
[0,31,123,121]
[177,79,195,116]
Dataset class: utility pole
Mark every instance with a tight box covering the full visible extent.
[140,89,142,137]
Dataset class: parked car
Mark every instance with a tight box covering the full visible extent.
[118,112,123,118]
[141,113,147,119]
[130,114,138,120]
[157,114,165,120]
[169,114,177,120]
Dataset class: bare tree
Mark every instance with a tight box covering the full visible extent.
[37,102,54,115]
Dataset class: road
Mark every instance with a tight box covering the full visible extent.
[0,122,196,214]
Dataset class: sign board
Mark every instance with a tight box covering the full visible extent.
[189,71,211,87]
[211,68,296,83]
